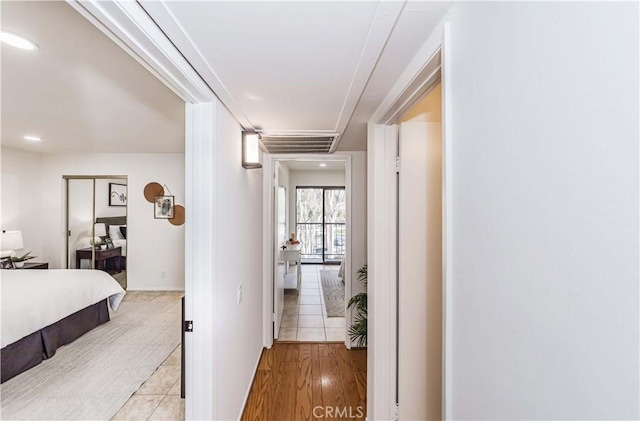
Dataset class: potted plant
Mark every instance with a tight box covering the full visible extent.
[11,251,36,268]
[347,264,367,347]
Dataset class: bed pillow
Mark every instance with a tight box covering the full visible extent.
[120,226,127,239]
[109,225,125,241]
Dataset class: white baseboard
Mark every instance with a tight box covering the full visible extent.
[126,287,185,291]
[237,345,264,421]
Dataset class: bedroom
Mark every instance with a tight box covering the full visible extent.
[1,1,186,419]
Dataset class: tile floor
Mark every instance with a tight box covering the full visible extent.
[111,343,184,421]
[277,264,346,342]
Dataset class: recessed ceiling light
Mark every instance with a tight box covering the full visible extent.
[0,31,38,50]
[319,163,327,167]
[23,135,42,142]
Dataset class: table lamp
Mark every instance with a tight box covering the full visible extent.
[91,223,106,248]
[1,230,24,256]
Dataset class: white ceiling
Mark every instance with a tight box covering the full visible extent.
[1,1,185,154]
[0,1,450,154]
[282,160,346,171]
[140,0,451,151]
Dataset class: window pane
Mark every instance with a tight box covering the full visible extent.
[296,188,322,223]
[324,189,345,223]
[324,223,345,261]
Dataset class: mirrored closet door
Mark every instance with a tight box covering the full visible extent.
[65,176,128,289]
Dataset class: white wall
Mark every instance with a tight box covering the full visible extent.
[39,153,185,290]
[348,153,367,346]
[0,147,45,260]
[210,102,263,420]
[96,179,127,218]
[446,2,639,419]
[67,178,96,268]
[277,162,290,244]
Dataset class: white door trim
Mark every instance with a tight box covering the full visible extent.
[366,122,399,421]
[441,22,454,420]
[367,20,454,421]
[262,153,353,349]
[184,103,216,421]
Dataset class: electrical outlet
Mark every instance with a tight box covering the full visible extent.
[237,285,243,305]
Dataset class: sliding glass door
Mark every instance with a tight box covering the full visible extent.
[64,175,128,289]
[296,187,345,264]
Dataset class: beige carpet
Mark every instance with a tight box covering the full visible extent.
[320,269,345,317]
[0,291,182,421]
[111,270,127,290]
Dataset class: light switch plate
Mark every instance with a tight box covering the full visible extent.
[237,285,242,305]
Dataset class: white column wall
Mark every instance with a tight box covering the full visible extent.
[447,2,639,419]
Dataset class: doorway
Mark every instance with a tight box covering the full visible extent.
[397,83,443,419]
[64,175,128,289]
[367,42,450,420]
[266,157,351,346]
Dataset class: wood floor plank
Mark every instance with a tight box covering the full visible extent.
[318,344,336,357]
[274,343,290,366]
[257,347,275,371]
[311,344,321,380]
[312,379,323,414]
[335,345,362,412]
[243,343,366,420]
[269,362,298,421]
[295,345,313,421]
[285,344,301,362]
[350,349,367,373]
[319,356,348,421]
[353,371,367,409]
[241,370,271,421]
[298,344,312,362]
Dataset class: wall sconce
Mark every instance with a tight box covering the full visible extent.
[242,131,262,169]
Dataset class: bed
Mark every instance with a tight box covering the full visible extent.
[96,216,127,263]
[0,269,125,383]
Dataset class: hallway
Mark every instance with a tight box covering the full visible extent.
[241,343,366,421]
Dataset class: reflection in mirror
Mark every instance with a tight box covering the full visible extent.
[65,177,128,289]
[96,179,127,289]
[67,178,95,270]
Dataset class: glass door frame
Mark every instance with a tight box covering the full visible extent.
[63,175,128,270]
[295,185,346,264]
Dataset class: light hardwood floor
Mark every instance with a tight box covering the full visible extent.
[242,343,367,421]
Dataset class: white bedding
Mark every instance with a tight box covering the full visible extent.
[1,269,126,348]
[112,239,127,257]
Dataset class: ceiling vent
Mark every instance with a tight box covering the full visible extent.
[260,135,338,154]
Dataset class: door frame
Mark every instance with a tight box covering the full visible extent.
[262,154,353,349]
[273,162,286,339]
[366,22,454,421]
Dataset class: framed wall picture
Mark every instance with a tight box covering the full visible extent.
[109,183,127,207]
[154,195,175,219]
[0,257,15,269]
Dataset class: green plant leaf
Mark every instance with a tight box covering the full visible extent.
[348,263,368,347]
[11,251,36,262]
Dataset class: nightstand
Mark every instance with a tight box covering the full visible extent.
[76,247,122,272]
[18,262,49,270]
